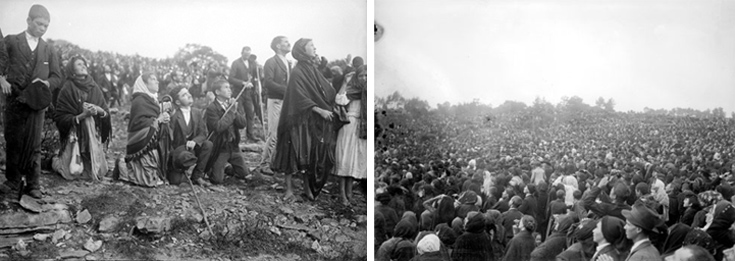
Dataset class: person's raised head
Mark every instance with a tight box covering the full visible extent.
[169,85,192,107]
[142,72,158,93]
[241,46,251,60]
[270,36,290,54]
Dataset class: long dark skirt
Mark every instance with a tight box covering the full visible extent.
[272,113,336,197]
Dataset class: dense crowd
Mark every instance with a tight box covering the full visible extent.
[375,103,735,261]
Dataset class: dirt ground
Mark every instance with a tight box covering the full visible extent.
[0,104,367,261]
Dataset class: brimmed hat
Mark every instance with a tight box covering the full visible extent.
[621,202,664,234]
[19,81,52,111]
[171,145,197,170]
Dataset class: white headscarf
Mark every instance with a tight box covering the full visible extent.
[133,75,157,100]
[416,234,440,255]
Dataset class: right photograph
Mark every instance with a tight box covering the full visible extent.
[374,1,735,261]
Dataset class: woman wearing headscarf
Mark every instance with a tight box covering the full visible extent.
[705,200,735,261]
[531,214,578,261]
[377,213,419,261]
[53,55,111,180]
[557,218,598,261]
[410,234,450,261]
[661,223,691,258]
[424,194,456,228]
[590,216,630,261]
[272,38,337,201]
[333,65,367,206]
[504,215,537,261]
[435,223,458,251]
[116,72,170,187]
[452,211,494,261]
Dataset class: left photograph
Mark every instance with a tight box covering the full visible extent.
[0,0,368,260]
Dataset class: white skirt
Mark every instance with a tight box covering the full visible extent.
[334,100,367,179]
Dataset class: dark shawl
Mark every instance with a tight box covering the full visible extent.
[662,223,691,256]
[452,214,494,261]
[435,223,457,248]
[272,38,336,197]
[125,93,160,160]
[503,230,536,261]
[54,58,112,148]
[532,215,577,261]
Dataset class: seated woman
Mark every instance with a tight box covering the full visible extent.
[53,55,111,180]
[116,73,170,187]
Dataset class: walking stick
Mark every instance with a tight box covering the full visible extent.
[256,67,267,136]
[185,172,215,237]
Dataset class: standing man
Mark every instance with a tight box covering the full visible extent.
[258,36,291,175]
[0,5,62,198]
[229,46,261,143]
[96,64,116,107]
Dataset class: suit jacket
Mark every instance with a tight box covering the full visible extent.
[205,99,246,153]
[591,245,623,261]
[0,28,7,73]
[95,73,116,100]
[625,241,661,261]
[170,107,207,149]
[263,54,290,100]
[229,57,257,90]
[2,32,62,95]
[502,208,524,242]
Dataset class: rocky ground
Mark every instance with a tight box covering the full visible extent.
[0,106,367,261]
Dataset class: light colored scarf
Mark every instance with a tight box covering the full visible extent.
[133,75,157,100]
[416,234,440,255]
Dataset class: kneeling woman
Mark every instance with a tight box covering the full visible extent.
[54,56,111,180]
[117,73,170,187]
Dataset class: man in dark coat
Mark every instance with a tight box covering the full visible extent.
[168,86,213,186]
[204,80,251,184]
[258,36,291,175]
[95,64,116,107]
[501,196,525,244]
[228,46,262,143]
[0,5,62,198]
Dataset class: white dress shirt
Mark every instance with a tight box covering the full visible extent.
[25,31,39,52]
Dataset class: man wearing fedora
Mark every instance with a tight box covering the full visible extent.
[622,202,664,261]
[0,5,62,199]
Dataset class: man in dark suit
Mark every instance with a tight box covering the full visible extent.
[95,64,116,107]
[0,5,62,199]
[257,36,291,175]
[204,80,254,184]
[502,196,525,244]
[168,86,213,187]
[228,46,261,143]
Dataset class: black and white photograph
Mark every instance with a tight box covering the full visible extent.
[0,0,368,260]
[375,0,735,261]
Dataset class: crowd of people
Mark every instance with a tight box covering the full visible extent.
[375,98,735,260]
[0,4,367,206]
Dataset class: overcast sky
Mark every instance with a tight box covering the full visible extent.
[1,0,366,66]
[376,0,735,115]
